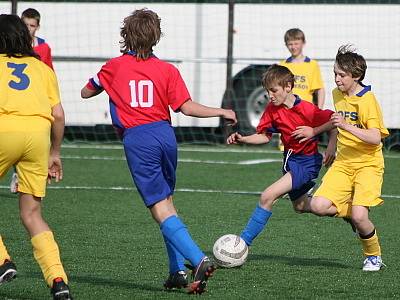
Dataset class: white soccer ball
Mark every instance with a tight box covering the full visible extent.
[213,234,248,268]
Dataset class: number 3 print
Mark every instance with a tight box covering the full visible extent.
[8,62,30,90]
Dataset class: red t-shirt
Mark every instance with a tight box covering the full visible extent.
[34,37,53,70]
[86,52,191,129]
[257,97,333,154]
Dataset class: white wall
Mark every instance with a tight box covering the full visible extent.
[2,2,399,127]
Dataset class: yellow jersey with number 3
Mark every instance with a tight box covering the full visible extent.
[0,54,60,124]
[280,56,324,102]
[333,85,389,166]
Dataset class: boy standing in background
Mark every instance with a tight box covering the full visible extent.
[280,28,325,109]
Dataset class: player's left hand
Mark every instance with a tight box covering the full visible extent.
[323,147,336,167]
[48,155,63,184]
[291,126,315,143]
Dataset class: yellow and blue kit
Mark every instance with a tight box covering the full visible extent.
[314,84,389,215]
[280,56,324,103]
[0,54,60,197]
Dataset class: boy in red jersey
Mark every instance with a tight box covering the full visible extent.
[227,64,336,253]
[81,9,236,294]
[21,8,54,69]
[10,8,55,194]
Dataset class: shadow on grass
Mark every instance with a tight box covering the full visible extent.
[69,273,166,293]
[0,292,43,300]
[7,272,186,300]
[0,191,18,200]
[248,253,350,269]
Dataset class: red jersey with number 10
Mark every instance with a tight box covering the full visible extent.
[86,52,191,130]
[256,97,333,155]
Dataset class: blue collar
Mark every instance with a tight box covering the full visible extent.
[356,83,371,97]
[127,50,156,58]
[293,94,301,106]
[285,56,311,63]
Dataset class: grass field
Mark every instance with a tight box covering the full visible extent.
[1,144,399,299]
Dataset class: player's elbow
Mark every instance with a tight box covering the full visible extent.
[81,88,92,99]
[52,104,65,123]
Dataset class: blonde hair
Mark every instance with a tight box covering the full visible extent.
[284,28,305,44]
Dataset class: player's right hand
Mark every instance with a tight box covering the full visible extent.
[222,109,237,126]
[48,154,63,184]
[227,132,242,144]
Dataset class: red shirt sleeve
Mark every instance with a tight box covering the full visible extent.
[312,107,334,127]
[34,43,54,70]
[167,66,191,112]
[256,104,274,138]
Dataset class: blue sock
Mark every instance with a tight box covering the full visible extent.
[160,215,204,267]
[162,234,185,274]
[240,205,272,246]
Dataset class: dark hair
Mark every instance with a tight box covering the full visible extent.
[335,44,367,82]
[0,14,38,58]
[120,8,161,60]
[262,64,295,90]
[21,8,41,25]
[284,28,305,44]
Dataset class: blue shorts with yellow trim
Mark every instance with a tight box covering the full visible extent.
[282,152,323,201]
[123,121,177,207]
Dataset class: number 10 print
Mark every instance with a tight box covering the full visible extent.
[129,80,154,108]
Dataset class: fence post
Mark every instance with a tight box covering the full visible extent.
[223,0,235,137]
[11,0,18,14]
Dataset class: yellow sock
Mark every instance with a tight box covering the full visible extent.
[0,235,11,263]
[359,230,381,257]
[31,231,68,286]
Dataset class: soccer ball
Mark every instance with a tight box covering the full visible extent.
[213,234,248,268]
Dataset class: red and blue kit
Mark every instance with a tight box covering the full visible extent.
[257,96,333,200]
[85,52,191,207]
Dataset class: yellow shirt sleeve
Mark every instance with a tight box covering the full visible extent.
[363,94,389,138]
[45,67,61,107]
[310,60,323,91]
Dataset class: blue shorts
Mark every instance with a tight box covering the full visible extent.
[282,152,323,201]
[123,121,177,207]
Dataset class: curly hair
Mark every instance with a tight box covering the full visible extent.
[120,9,162,60]
[0,14,38,58]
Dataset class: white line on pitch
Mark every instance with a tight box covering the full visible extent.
[60,155,281,165]
[0,185,399,199]
[61,144,400,158]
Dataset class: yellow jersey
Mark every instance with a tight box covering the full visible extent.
[333,85,389,166]
[280,56,324,102]
[0,54,60,123]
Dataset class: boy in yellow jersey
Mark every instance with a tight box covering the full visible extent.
[0,15,72,299]
[280,28,325,108]
[298,45,388,271]
[10,8,55,194]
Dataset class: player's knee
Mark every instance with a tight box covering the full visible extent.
[293,203,305,214]
[260,191,275,207]
[351,212,367,226]
[310,199,327,216]
[19,207,41,226]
